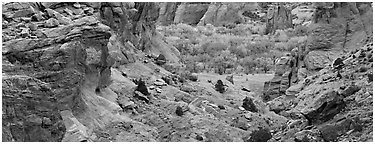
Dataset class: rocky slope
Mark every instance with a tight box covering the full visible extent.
[263,2,373,142]
[2,2,373,142]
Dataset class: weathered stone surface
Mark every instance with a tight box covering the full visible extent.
[44,18,60,28]
[294,129,322,142]
[155,54,167,65]
[226,75,234,84]
[300,90,345,125]
[2,2,35,19]
[291,5,315,26]
[285,81,304,96]
[198,2,260,26]
[304,50,339,71]
[267,95,294,114]
[2,75,66,142]
[340,84,361,97]
[158,2,180,25]
[265,4,293,34]
[174,3,209,25]
[262,55,296,101]
[107,34,137,66]
[134,91,150,103]
[243,128,272,142]
[318,116,362,142]
[99,2,180,64]
[2,9,114,141]
[60,110,90,142]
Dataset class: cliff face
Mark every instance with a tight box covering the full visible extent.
[304,2,372,71]
[157,2,260,26]
[158,2,180,26]
[265,4,293,35]
[262,2,373,101]
[174,3,209,25]
[2,2,113,141]
[100,2,180,64]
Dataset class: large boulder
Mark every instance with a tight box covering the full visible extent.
[243,128,272,142]
[242,97,259,112]
[318,116,363,142]
[297,90,346,125]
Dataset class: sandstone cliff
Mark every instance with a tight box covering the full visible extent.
[157,2,260,27]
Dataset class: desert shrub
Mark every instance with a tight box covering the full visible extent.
[227,36,249,47]
[251,24,266,35]
[195,53,211,63]
[175,23,197,35]
[224,23,236,29]
[245,41,273,54]
[255,57,273,73]
[239,56,257,74]
[215,26,228,34]
[201,41,229,56]
[230,44,248,58]
[274,42,289,51]
[211,50,237,74]
[274,30,289,42]
[196,25,214,36]
[286,36,307,50]
[159,22,280,75]
[215,80,226,93]
[172,39,194,55]
[293,25,309,36]
[229,24,254,36]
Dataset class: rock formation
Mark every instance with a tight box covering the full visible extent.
[262,53,297,101]
[157,2,260,26]
[158,2,180,26]
[263,2,373,102]
[198,2,260,26]
[304,2,372,71]
[267,24,373,143]
[2,2,115,141]
[99,2,180,64]
[265,3,293,34]
[174,3,209,25]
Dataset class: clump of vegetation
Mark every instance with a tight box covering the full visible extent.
[158,21,309,75]
[215,80,226,93]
